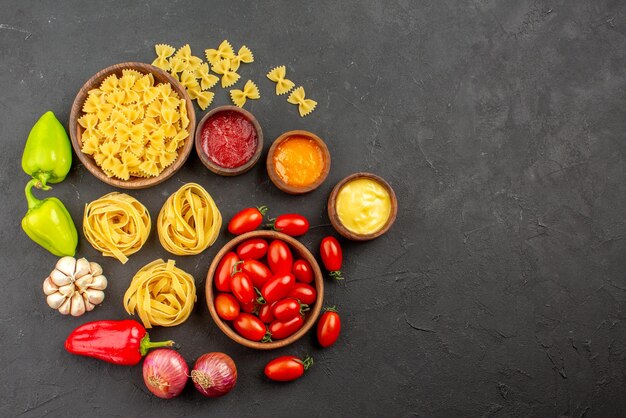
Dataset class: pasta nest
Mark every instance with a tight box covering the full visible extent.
[123,259,196,328]
[83,192,151,264]
[157,183,222,255]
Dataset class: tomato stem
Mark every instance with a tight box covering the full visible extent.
[323,306,338,313]
[329,270,344,280]
[261,331,272,343]
[301,355,314,371]
[255,287,266,304]
[300,303,310,315]
[231,260,243,276]
[257,205,268,216]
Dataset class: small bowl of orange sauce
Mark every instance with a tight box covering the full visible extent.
[266,130,331,194]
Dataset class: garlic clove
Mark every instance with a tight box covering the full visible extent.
[50,269,72,287]
[89,262,103,276]
[70,293,86,317]
[89,275,108,290]
[57,284,75,298]
[47,293,66,309]
[43,277,58,295]
[74,258,91,278]
[83,294,96,312]
[74,274,93,290]
[85,289,105,305]
[58,297,72,315]
[55,256,77,278]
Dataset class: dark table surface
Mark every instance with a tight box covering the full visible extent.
[1,1,625,416]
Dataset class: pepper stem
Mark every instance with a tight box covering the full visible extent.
[35,172,52,189]
[139,332,175,356]
[24,179,44,210]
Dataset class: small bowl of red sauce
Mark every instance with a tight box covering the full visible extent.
[195,105,263,176]
[266,130,331,194]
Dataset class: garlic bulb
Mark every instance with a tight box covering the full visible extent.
[43,256,107,316]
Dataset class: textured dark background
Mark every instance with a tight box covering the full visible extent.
[1,1,625,416]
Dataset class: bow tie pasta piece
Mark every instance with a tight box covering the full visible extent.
[123,259,196,328]
[230,45,254,71]
[195,63,219,90]
[229,80,260,108]
[212,59,240,88]
[196,90,215,110]
[173,44,203,72]
[287,86,317,117]
[180,71,200,91]
[168,57,186,75]
[267,65,295,95]
[205,40,235,65]
[152,44,176,71]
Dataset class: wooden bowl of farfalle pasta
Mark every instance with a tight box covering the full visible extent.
[69,62,196,189]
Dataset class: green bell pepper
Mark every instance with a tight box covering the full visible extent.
[22,111,72,188]
[22,179,78,256]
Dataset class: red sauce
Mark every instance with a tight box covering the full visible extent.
[201,110,258,169]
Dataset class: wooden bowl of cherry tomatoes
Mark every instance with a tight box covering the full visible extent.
[206,230,324,349]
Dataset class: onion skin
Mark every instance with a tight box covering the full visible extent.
[143,349,189,399]
[191,352,237,398]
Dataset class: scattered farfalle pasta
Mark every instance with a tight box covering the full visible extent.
[230,80,260,108]
[79,70,189,180]
[195,63,219,90]
[152,44,175,71]
[287,86,317,117]
[267,65,295,95]
[205,40,235,65]
[230,45,254,71]
[157,183,222,255]
[83,192,151,264]
[123,259,196,328]
[211,58,241,88]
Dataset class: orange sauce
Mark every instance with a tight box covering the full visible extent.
[273,137,324,187]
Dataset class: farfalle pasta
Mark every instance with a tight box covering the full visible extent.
[267,65,295,95]
[230,80,260,108]
[287,86,317,117]
[152,44,175,71]
[205,40,235,65]
[78,70,189,180]
[211,58,240,88]
[157,183,222,255]
[83,192,151,264]
[230,45,254,71]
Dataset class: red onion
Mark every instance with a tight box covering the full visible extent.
[142,349,189,399]
[191,352,237,397]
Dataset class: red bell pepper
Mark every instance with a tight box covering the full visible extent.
[65,319,174,366]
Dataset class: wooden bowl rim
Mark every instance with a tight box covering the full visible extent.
[266,130,331,194]
[194,105,264,176]
[327,172,398,241]
[68,62,196,189]
[205,230,324,349]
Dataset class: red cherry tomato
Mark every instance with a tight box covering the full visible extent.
[320,236,343,279]
[262,274,296,304]
[228,206,267,235]
[258,303,275,324]
[289,283,317,305]
[215,252,240,292]
[292,259,314,283]
[233,313,266,341]
[272,214,309,236]
[267,240,293,275]
[236,238,268,260]
[241,301,257,313]
[269,315,304,340]
[230,272,255,305]
[214,293,240,321]
[272,298,305,321]
[264,356,313,382]
[242,259,273,288]
[317,307,341,347]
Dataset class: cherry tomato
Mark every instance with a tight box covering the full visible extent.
[233,313,266,341]
[292,259,314,283]
[215,252,240,292]
[242,259,273,288]
[289,283,317,305]
[262,274,295,304]
[230,272,255,305]
[236,238,268,260]
[272,214,309,237]
[228,206,267,235]
[317,307,341,347]
[267,240,293,275]
[258,303,275,324]
[264,355,313,382]
[214,293,240,321]
[272,298,306,321]
[269,315,304,340]
[320,236,343,279]
[241,301,257,314]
